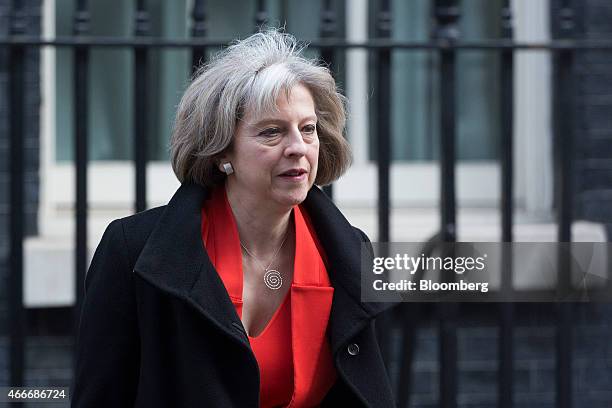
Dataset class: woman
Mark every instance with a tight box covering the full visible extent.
[72,29,396,408]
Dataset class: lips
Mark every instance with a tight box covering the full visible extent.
[279,168,307,177]
[278,168,308,183]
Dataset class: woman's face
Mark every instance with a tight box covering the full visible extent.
[222,83,320,210]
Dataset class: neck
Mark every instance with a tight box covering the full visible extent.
[224,183,293,257]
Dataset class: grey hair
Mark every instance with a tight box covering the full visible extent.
[170,28,352,188]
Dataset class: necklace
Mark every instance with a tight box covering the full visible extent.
[240,231,288,290]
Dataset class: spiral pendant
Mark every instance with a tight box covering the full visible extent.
[263,269,282,290]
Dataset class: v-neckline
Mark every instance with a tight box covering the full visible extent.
[247,289,291,339]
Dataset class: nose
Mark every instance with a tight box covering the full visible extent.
[284,127,307,157]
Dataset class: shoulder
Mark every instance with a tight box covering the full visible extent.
[307,186,370,238]
[102,205,167,267]
[352,226,371,243]
[115,205,167,238]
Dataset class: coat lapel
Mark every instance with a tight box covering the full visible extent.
[301,186,398,354]
[133,182,397,356]
[132,183,250,349]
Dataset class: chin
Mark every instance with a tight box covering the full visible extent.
[276,189,308,207]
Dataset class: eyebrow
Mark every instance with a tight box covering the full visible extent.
[251,115,318,127]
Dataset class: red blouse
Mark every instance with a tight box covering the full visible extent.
[201,186,337,408]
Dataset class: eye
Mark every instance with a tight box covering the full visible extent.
[302,124,316,134]
[258,127,282,137]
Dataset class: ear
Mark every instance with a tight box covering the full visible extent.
[215,144,234,173]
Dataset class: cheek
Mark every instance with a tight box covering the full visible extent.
[308,145,320,179]
[235,145,273,172]
[310,142,320,166]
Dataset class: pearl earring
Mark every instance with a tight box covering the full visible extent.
[222,162,234,175]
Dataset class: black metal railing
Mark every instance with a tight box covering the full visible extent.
[3,0,609,407]
[498,1,515,407]
[73,0,90,352]
[8,0,26,393]
[554,2,576,408]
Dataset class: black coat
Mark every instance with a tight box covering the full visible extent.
[71,182,397,407]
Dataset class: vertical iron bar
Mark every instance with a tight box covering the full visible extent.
[376,0,391,243]
[73,0,90,352]
[191,0,207,73]
[556,4,574,246]
[280,0,289,29]
[435,1,459,407]
[498,2,514,407]
[319,0,336,78]
[254,0,268,30]
[320,0,336,200]
[374,0,392,369]
[436,3,457,245]
[8,0,26,392]
[499,1,514,247]
[554,1,575,407]
[134,0,149,213]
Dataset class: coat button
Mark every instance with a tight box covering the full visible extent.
[347,343,360,356]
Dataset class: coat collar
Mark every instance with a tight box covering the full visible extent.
[133,182,396,355]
